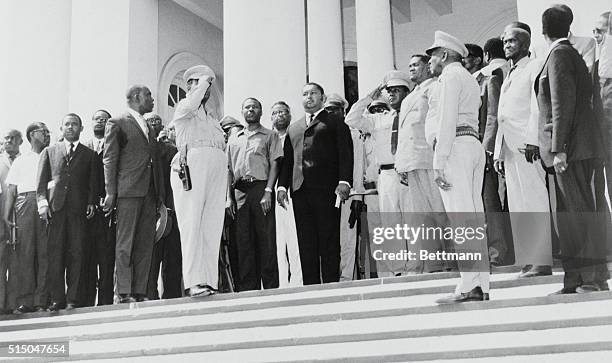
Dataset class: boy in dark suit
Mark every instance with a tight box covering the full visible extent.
[37,113,99,311]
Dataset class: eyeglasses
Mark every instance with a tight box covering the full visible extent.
[32,129,50,135]
[593,28,608,35]
[271,110,289,115]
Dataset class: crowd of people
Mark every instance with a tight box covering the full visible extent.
[0,4,611,314]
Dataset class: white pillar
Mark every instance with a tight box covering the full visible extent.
[307,0,345,96]
[224,0,307,128]
[0,0,72,136]
[69,0,158,135]
[355,0,394,97]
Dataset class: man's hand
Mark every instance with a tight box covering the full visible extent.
[102,194,116,218]
[39,205,52,222]
[494,159,505,176]
[434,169,452,191]
[225,198,236,220]
[260,191,273,215]
[2,217,15,231]
[399,172,409,187]
[553,152,568,174]
[277,189,289,210]
[368,83,386,100]
[335,183,351,201]
[523,144,540,163]
[86,204,96,220]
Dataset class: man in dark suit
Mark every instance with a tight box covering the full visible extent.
[277,82,353,285]
[103,85,164,303]
[80,109,116,306]
[536,7,609,294]
[37,113,99,311]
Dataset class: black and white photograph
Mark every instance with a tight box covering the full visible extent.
[0,0,611,361]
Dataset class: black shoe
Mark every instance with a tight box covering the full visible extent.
[65,303,77,310]
[47,302,62,312]
[34,306,46,313]
[435,286,487,304]
[119,294,136,303]
[13,305,34,315]
[549,287,577,295]
[133,294,149,302]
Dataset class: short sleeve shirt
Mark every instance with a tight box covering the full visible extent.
[5,150,42,193]
[227,125,283,181]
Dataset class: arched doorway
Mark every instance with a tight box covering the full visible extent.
[158,51,223,125]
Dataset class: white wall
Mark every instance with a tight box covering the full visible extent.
[0,0,72,138]
[517,0,610,58]
[158,0,224,116]
[392,0,518,72]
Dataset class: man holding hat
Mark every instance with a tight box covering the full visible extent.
[425,31,490,304]
[345,71,412,276]
[170,65,226,297]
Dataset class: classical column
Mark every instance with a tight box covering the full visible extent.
[355,0,394,97]
[0,0,72,134]
[224,0,307,127]
[69,0,159,124]
[306,0,345,96]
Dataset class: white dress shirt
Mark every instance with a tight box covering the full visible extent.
[127,107,149,141]
[64,139,80,155]
[5,150,42,194]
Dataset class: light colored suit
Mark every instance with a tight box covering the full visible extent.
[495,55,552,267]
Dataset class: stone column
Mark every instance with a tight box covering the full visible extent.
[69,0,159,127]
[306,0,345,96]
[355,0,394,97]
[224,0,307,128]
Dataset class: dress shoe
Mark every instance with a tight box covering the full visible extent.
[518,265,552,278]
[65,303,77,310]
[34,306,47,313]
[549,287,577,295]
[576,285,602,294]
[133,294,149,302]
[119,294,136,303]
[47,302,62,312]
[189,285,215,297]
[435,286,488,304]
[13,305,34,315]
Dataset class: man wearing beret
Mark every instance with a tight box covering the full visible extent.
[103,86,164,303]
[536,7,609,294]
[170,65,227,297]
[425,31,490,304]
[345,71,412,276]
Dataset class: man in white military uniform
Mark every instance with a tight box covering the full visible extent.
[494,28,553,277]
[345,71,411,276]
[396,54,446,273]
[170,65,227,297]
[424,31,490,304]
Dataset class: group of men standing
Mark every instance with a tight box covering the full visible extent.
[1,4,611,314]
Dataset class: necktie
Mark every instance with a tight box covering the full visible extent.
[391,113,399,155]
[507,64,517,79]
[307,114,313,127]
[68,143,74,160]
[8,154,16,163]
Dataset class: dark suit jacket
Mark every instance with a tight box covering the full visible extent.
[476,68,503,153]
[103,112,164,199]
[279,109,353,192]
[535,40,603,167]
[37,142,99,214]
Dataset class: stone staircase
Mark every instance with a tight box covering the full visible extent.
[1,270,612,362]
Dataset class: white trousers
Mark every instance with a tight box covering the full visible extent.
[503,144,553,266]
[438,137,490,293]
[377,169,409,275]
[275,195,303,287]
[171,147,227,289]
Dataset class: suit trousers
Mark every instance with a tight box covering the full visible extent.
[115,185,156,296]
[482,163,513,265]
[13,192,48,307]
[80,212,115,306]
[438,137,490,293]
[377,169,409,275]
[399,169,447,273]
[275,193,303,287]
[147,210,182,299]
[232,181,279,291]
[292,186,341,285]
[0,241,9,310]
[47,207,86,305]
[552,159,609,288]
[171,147,226,289]
[503,145,553,267]
[600,78,612,204]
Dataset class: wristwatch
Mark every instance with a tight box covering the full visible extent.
[264,187,273,193]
